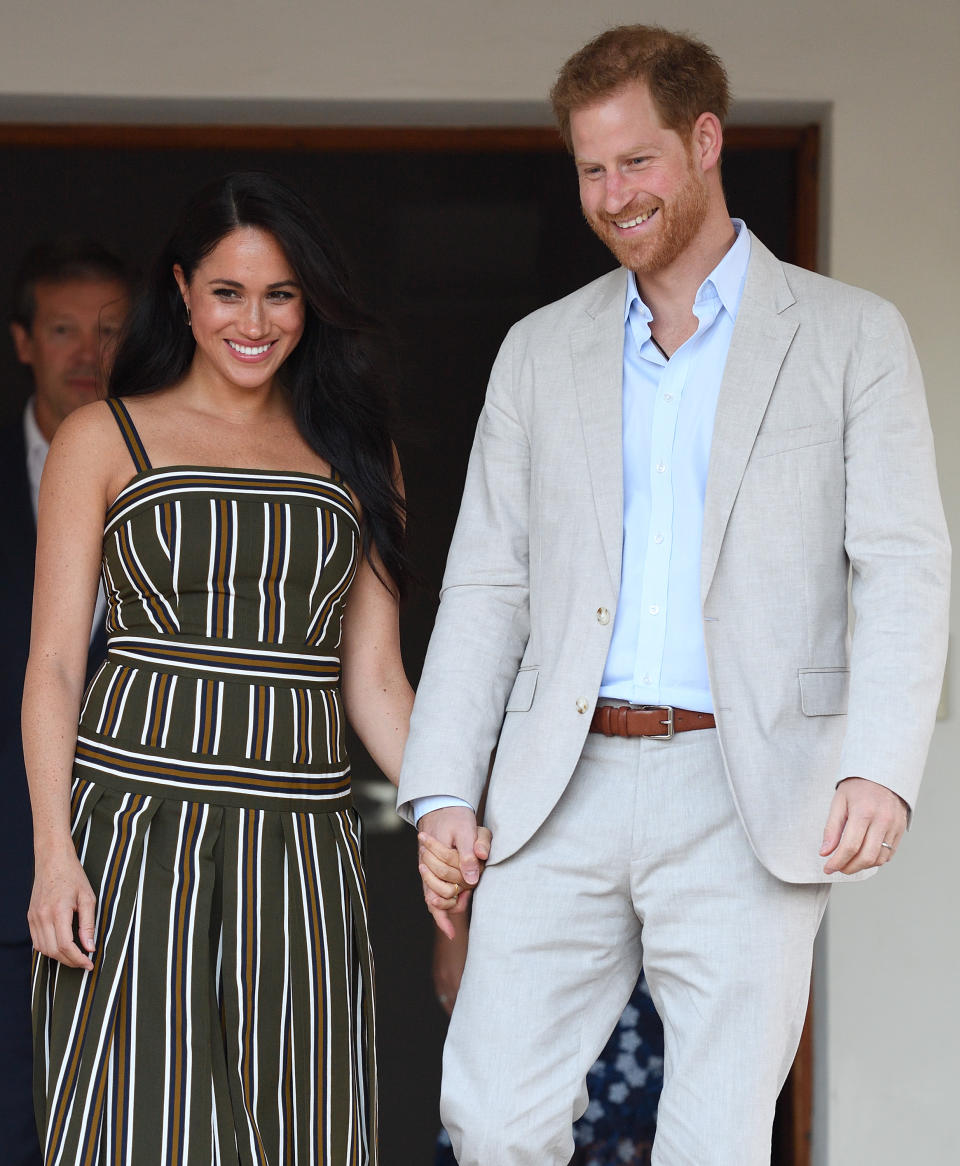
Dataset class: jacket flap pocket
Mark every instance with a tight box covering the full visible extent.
[754,419,840,458]
[798,668,849,716]
[506,667,538,712]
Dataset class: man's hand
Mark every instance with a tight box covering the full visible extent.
[820,777,908,875]
[417,806,491,939]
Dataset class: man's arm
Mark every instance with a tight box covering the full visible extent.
[398,325,533,918]
[820,298,950,873]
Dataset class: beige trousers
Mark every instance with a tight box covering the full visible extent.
[441,728,829,1166]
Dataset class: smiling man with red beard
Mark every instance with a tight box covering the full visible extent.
[398,24,950,1166]
[575,79,712,279]
[1,238,129,1166]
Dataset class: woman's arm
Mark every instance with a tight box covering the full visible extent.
[340,463,491,923]
[340,451,415,785]
[23,403,118,969]
[339,545,414,787]
[433,910,469,1016]
[341,556,493,934]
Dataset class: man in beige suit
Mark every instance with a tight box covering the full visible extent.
[398,25,950,1165]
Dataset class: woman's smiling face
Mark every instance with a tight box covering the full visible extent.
[175,226,305,392]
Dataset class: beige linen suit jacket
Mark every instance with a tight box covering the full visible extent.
[398,234,950,884]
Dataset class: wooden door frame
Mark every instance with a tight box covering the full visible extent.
[0,122,819,275]
[0,118,819,1166]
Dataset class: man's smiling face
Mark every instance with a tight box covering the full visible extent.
[572,81,709,276]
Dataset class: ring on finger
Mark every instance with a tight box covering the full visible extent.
[880,841,894,850]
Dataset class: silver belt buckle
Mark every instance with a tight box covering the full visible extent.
[649,704,675,741]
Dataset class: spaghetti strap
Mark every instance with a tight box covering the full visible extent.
[106,397,153,473]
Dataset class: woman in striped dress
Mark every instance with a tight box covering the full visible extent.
[23,172,444,1165]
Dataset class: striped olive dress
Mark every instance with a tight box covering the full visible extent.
[33,398,377,1166]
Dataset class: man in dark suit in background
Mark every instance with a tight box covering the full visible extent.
[1,239,129,1165]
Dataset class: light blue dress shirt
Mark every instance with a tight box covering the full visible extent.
[412,221,751,822]
[599,220,751,712]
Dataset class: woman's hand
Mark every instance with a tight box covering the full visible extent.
[29,844,97,971]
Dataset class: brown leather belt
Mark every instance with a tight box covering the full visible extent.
[589,704,716,740]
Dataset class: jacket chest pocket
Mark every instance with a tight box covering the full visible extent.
[753,419,840,458]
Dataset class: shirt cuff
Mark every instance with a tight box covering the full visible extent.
[411,794,475,826]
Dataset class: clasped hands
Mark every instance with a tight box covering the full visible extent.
[417,806,490,939]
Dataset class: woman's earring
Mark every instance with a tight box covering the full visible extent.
[184,302,192,327]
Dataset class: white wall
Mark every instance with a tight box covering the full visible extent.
[5,1,958,1160]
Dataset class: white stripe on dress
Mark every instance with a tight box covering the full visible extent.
[172,500,183,605]
[159,675,177,750]
[276,503,292,642]
[110,667,139,739]
[206,498,219,639]
[257,503,272,643]
[227,500,238,639]
[140,673,158,746]
[212,681,225,756]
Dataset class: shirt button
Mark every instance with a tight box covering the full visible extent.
[663,393,673,402]
[653,533,664,545]
[642,674,652,685]
[596,607,610,625]
[656,462,667,474]
[649,605,660,615]
[576,697,589,714]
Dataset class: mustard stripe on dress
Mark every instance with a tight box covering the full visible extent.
[33,398,377,1165]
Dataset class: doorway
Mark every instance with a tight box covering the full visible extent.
[0,120,819,1165]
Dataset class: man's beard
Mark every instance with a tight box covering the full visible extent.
[585,161,709,275]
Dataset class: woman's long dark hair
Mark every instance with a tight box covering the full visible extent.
[109,171,410,596]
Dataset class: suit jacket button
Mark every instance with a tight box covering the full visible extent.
[596,607,610,625]
[576,697,589,714]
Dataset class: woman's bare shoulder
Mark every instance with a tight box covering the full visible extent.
[50,399,123,455]
[45,400,135,501]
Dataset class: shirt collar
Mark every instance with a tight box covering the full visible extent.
[701,218,751,320]
[623,218,752,326]
[23,396,48,458]
[23,396,50,521]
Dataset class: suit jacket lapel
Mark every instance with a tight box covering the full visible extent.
[571,270,629,591]
[701,237,799,600]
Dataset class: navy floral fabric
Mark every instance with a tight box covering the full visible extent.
[434,973,664,1165]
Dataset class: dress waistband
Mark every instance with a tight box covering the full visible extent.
[107,635,340,686]
[74,735,352,813]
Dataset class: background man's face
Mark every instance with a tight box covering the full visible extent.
[10,277,129,439]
